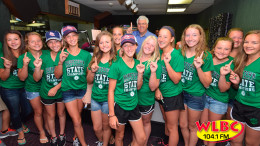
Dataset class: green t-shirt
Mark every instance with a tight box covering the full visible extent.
[17,50,48,92]
[54,49,91,91]
[138,60,162,106]
[205,58,234,103]
[236,57,260,108]
[116,48,121,58]
[40,50,62,99]
[181,51,214,96]
[0,55,24,89]
[108,57,139,110]
[90,61,111,102]
[159,49,184,97]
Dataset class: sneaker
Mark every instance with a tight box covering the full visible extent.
[73,137,81,146]
[0,140,6,146]
[0,128,18,139]
[58,134,66,146]
[50,137,58,146]
[95,141,103,146]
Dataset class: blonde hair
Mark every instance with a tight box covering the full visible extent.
[88,31,116,68]
[137,36,160,69]
[181,24,209,59]
[211,37,234,57]
[25,32,43,52]
[234,30,260,77]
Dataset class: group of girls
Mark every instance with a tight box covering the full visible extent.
[0,23,259,146]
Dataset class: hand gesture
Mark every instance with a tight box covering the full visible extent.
[91,57,99,73]
[136,60,145,74]
[150,58,159,73]
[164,52,171,64]
[59,47,69,64]
[126,22,133,34]
[229,70,240,85]
[109,116,119,130]
[1,57,12,69]
[33,53,42,68]
[23,52,31,66]
[194,51,204,69]
[220,60,233,76]
[48,86,58,96]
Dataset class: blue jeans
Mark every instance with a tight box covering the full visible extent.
[0,87,33,132]
[62,89,86,103]
[183,91,206,111]
[91,99,109,114]
[204,95,228,115]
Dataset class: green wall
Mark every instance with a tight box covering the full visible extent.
[197,0,260,33]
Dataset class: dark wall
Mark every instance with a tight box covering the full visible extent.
[0,0,11,42]
[112,14,197,41]
[37,0,100,22]
[197,0,260,33]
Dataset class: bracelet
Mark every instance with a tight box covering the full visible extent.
[108,114,115,118]
[58,63,63,65]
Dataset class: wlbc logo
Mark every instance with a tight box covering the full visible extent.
[196,120,244,143]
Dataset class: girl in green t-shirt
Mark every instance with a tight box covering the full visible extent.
[33,30,66,146]
[0,30,32,145]
[230,30,260,146]
[17,32,49,143]
[155,26,184,145]
[54,25,91,146]
[112,26,124,58]
[108,34,146,146]
[200,37,234,146]
[136,35,161,145]
[87,31,116,146]
[179,24,214,146]
[226,28,244,121]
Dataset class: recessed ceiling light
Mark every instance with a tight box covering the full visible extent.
[131,3,136,10]
[125,0,132,6]
[167,8,186,12]
[134,7,138,13]
[168,0,192,4]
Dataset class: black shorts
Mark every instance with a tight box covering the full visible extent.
[139,104,154,115]
[114,103,141,125]
[41,98,63,105]
[158,92,184,112]
[231,100,260,130]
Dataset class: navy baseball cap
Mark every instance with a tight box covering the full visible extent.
[121,34,138,46]
[61,25,78,36]
[45,30,62,42]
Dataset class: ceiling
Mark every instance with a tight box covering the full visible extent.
[73,0,215,15]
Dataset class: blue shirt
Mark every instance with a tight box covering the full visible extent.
[132,30,157,53]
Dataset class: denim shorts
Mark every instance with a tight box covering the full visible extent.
[62,89,86,103]
[183,91,206,111]
[25,91,40,100]
[91,99,109,114]
[204,95,228,115]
